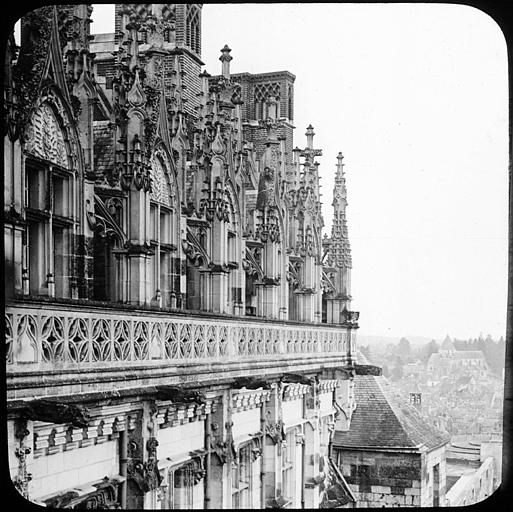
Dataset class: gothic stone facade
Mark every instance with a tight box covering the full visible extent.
[5,4,360,509]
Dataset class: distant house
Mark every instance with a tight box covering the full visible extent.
[427,341,488,377]
[403,363,424,377]
[332,375,450,507]
[455,375,477,393]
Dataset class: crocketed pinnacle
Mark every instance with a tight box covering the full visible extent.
[327,152,352,268]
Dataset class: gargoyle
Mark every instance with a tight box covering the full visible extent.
[155,386,206,404]
[232,377,272,390]
[20,400,90,428]
[281,373,315,386]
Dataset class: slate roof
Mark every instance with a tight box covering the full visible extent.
[333,375,450,451]
[428,350,486,367]
[93,121,114,177]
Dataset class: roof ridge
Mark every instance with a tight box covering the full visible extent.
[373,377,426,448]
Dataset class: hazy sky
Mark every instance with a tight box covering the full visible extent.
[88,4,508,340]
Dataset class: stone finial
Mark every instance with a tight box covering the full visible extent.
[219,44,233,79]
[199,69,211,95]
[336,152,345,179]
[305,124,315,149]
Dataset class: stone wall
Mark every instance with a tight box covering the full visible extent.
[335,449,422,507]
[420,444,447,506]
[445,457,495,506]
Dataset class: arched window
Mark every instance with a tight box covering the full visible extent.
[149,152,177,308]
[186,5,201,54]
[24,103,74,298]
[92,195,124,302]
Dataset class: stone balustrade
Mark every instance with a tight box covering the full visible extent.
[5,301,356,370]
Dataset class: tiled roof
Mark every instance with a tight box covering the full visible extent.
[93,121,114,177]
[428,350,486,367]
[333,375,450,451]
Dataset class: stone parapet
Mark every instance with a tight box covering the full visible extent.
[6,301,356,401]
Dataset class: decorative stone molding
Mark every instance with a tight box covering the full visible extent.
[317,379,339,393]
[282,383,310,402]
[156,398,213,429]
[31,410,134,458]
[231,389,271,413]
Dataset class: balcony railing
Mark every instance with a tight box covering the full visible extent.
[5,301,355,369]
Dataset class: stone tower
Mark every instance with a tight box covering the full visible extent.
[113,4,203,117]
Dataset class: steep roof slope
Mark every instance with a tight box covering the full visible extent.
[333,375,450,451]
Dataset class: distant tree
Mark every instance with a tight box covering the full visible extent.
[421,340,439,364]
[397,337,413,362]
[477,334,486,353]
[390,365,403,381]
[386,343,397,355]
[382,364,390,378]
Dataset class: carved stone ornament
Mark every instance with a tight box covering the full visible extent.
[13,419,32,498]
[265,419,286,445]
[127,68,146,108]
[42,477,122,509]
[127,436,163,492]
[250,436,262,461]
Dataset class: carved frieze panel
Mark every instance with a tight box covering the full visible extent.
[150,152,174,207]
[25,103,69,168]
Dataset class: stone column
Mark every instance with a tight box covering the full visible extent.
[126,401,162,509]
[207,390,232,508]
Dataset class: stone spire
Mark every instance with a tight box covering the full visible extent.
[328,152,352,269]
